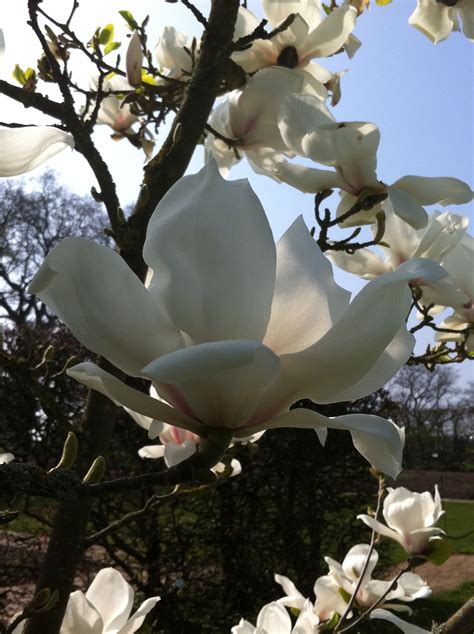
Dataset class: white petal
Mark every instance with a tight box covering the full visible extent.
[262,0,323,29]
[387,187,428,230]
[263,216,350,354]
[393,175,473,207]
[313,575,348,620]
[233,6,261,38]
[144,160,276,343]
[329,248,391,279]
[246,409,404,477]
[163,439,197,467]
[301,5,357,59]
[396,572,431,601]
[370,608,430,633]
[61,591,103,634]
[138,444,166,459]
[0,452,14,464]
[459,4,474,40]
[256,602,292,633]
[271,260,437,406]
[231,619,256,634]
[279,93,335,157]
[121,597,160,634]
[293,600,320,633]
[357,515,406,547]
[344,33,362,58]
[29,238,183,376]
[85,568,134,631]
[0,127,74,177]
[330,327,415,403]
[342,544,378,583]
[67,362,205,435]
[143,340,280,429]
[272,160,344,193]
[274,574,306,608]
[408,0,454,44]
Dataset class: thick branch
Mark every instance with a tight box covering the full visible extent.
[440,598,474,634]
[124,0,241,279]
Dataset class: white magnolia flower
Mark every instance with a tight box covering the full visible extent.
[435,233,474,351]
[272,94,473,229]
[276,545,430,621]
[232,1,358,80]
[30,161,447,477]
[330,210,470,308]
[206,67,329,176]
[12,568,159,634]
[0,452,14,464]
[232,600,319,633]
[155,26,199,81]
[0,127,74,177]
[358,486,445,554]
[409,0,474,44]
[89,76,138,134]
[370,608,431,633]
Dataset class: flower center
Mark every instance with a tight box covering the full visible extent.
[277,46,299,69]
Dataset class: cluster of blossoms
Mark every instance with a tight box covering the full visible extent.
[233,486,445,633]
[0,0,472,632]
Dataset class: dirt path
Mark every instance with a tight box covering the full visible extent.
[384,554,474,594]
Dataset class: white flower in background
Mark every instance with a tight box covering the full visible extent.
[409,0,474,44]
[232,1,358,80]
[138,422,258,477]
[89,75,138,134]
[276,545,430,621]
[273,94,473,229]
[155,26,199,81]
[358,486,445,554]
[370,608,431,633]
[0,452,14,464]
[232,600,319,633]
[435,233,474,351]
[330,210,470,308]
[0,29,5,58]
[30,161,447,477]
[0,127,74,177]
[206,67,330,176]
[12,568,159,634]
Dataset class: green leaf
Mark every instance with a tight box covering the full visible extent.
[427,537,452,566]
[376,0,393,4]
[119,9,138,30]
[322,3,331,15]
[104,41,121,55]
[99,23,114,45]
[12,64,27,86]
[321,613,340,631]
[25,67,36,81]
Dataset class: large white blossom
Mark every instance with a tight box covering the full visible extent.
[358,486,445,554]
[0,127,74,177]
[13,568,159,634]
[409,0,474,44]
[29,161,447,477]
[272,94,473,229]
[330,210,470,308]
[232,1,358,78]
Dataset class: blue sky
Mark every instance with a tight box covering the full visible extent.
[1,0,473,380]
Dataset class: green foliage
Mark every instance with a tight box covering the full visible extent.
[119,9,138,31]
[99,23,114,45]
